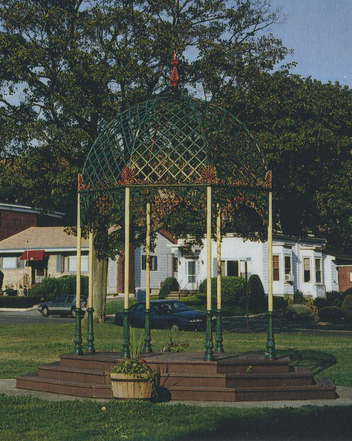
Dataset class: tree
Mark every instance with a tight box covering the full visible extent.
[0,0,289,320]
[218,71,352,253]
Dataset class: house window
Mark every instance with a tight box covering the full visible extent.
[273,255,280,281]
[0,257,24,269]
[67,256,89,272]
[303,257,311,283]
[141,255,158,271]
[315,258,322,284]
[188,261,196,284]
[221,260,246,278]
[284,255,292,280]
[172,256,178,275]
[350,272,352,283]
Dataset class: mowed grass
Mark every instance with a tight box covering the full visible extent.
[1,396,352,441]
[1,323,352,440]
[0,322,351,387]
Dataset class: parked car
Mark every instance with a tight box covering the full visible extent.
[37,296,87,318]
[114,300,209,331]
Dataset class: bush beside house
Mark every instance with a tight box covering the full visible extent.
[199,276,245,306]
[29,275,89,300]
[159,277,179,299]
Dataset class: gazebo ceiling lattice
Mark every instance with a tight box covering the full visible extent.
[81,95,271,191]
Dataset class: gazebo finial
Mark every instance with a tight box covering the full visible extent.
[170,51,179,88]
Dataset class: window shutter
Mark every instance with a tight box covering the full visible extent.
[56,254,61,272]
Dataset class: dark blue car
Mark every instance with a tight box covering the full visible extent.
[114,300,207,331]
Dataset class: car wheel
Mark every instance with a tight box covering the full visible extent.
[71,307,76,318]
[170,322,181,331]
[41,307,49,317]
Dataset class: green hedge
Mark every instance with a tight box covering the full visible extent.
[199,276,245,306]
[29,275,89,301]
[341,295,352,320]
[319,306,342,323]
[0,296,41,308]
[159,277,179,299]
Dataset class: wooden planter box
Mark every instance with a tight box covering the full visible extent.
[110,373,152,400]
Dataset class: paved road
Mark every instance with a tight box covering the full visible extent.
[1,309,352,337]
[0,309,115,325]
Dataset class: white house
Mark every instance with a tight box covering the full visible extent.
[175,234,338,298]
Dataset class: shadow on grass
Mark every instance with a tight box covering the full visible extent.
[277,349,337,375]
[174,406,352,441]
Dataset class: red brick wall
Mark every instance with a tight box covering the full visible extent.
[0,211,38,241]
[337,266,352,292]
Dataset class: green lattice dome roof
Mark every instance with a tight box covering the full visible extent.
[82,95,269,189]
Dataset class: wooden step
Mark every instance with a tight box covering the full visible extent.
[16,372,113,399]
[160,367,313,389]
[167,378,337,402]
[38,362,110,385]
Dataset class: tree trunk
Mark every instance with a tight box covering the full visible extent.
[83,250,108,324]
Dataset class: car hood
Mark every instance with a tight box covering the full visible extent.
[172,310,205,319]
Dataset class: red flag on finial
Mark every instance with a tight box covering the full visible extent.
[170,51,179,88]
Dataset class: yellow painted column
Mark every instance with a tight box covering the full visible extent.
[73,176,83,355]
[76,190,82,310]
[207,186,212,312]
[216,204,221,311]
[204,185,214,360]
[266,188,276,358]
[124,187,130,310]
[268,191,273,312]
[88,231,94,309]
[215,203,224,352]
[146,202,151,309]
[144,201,152,351]
[121,186,131,357]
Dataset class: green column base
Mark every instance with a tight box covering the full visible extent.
[215,309,224,353]
[265,310,276,359]
[85,307,95,353]
[203,311,215,361]
[73,307,83,355]
[143,309,153,352]
[121,309,130,358]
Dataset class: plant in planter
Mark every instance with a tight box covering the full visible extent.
[110,330,156,400]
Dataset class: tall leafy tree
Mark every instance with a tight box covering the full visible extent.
[0,0,289,320]
[219,71,352,253]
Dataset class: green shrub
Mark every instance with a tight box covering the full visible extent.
[57,275,89,297]
[341,295,352,320]
[159,277,179,299]
[293,290,304,304]
[4,288,17,296]
[199,276,245,306]
[273,296,288,311]
[318,306,342,323]
[344,287,352,297]
[28,284,45,299]
[314,298,328,310]
[41,278,60,301]
[326,291,346,308]
[0,296,41,308]
[286,304,315,321]
[248,275,265,299]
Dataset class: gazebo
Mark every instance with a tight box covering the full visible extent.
[16,55,336,401]
[75,53,275,361]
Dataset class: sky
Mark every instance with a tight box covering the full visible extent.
[268,0,352,87]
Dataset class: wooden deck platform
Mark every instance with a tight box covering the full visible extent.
[16,351,337,402]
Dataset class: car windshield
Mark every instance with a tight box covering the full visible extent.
[171,302,190,312]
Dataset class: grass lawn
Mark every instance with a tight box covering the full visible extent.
[0,396,352,441]
[1,323,352,440]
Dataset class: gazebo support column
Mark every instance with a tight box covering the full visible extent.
[144,202,153,352]
[86,230,95,353]
[122,187,131,358]
[74,175,83,355]
[204,186,215,361]
[215,204,224,352]
[266,189,276,359]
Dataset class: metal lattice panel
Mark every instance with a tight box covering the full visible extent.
[82,96,269,189]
